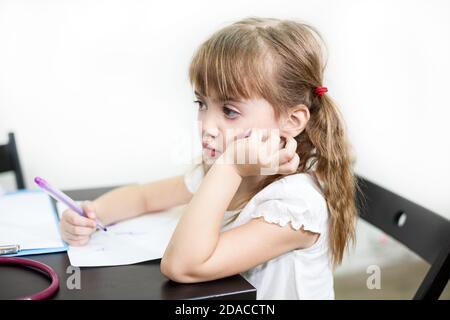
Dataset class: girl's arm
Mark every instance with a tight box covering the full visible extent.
[93,175,193,225]
[161,133,318,283]
[160,163,318,283]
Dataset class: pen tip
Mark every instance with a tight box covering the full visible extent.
[34,176,46,186]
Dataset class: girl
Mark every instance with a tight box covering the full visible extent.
[60,17,357,299]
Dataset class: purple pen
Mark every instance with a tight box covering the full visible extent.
[34,176,107,232]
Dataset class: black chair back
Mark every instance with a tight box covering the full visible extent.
[357,176,450,299]
[0,132,25,189]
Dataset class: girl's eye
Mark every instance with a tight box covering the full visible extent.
[223,105,240,119]
[194,100,206,111]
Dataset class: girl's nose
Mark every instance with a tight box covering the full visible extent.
[203,127,219,140]
[201,116,220,138]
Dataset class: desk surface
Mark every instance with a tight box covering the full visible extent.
[0,186,256,300]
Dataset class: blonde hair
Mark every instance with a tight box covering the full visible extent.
[189,17,358,267]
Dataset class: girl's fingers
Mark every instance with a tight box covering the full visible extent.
[60,207,96,246]
[85,210,96,220]
[62,224,94,238]
[270,131,282,159]
[246,129,263,162]
[267,129,281,147]
[68,238,89,247]
[62,219,96,236]
[229,127,299,176]
[277,136,297,165]
[63,210,96,228]
[61,227,90,244]
[61,230,87,242]
[284,136,297,156]
[236,128,252,140]
[266,135,296,169]
[249,128,262,145]
[82,201,97,220]
[278,153,300,175]
[257,130,279,161]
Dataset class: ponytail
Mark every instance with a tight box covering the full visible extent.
[301,92,358,267]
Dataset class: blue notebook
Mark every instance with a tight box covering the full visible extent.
[0,189,68,256]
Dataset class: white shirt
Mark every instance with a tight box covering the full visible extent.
[184,164,334,300]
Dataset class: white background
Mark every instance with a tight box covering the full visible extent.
[1,0,449,224]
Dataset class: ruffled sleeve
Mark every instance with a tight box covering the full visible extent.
[183,163,205,194]
[249,174,328,234]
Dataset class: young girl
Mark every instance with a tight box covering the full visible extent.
[60,17,357,299]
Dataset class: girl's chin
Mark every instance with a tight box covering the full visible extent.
[202,151,222,166]
[202,148,221,159]
[202,153,217,164]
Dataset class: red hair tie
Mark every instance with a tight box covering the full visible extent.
[314,86,328,97]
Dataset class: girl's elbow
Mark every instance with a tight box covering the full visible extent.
[160,258,200,283]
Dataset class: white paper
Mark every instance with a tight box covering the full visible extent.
[0,191,65,250]
[56,202,183,267]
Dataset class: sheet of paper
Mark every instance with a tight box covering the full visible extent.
[0,191,65,250]
[56,202,183,267]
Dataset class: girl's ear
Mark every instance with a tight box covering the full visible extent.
[279,104,310,138]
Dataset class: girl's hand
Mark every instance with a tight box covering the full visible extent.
[220,129,300,177]
[60,201,98,246]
